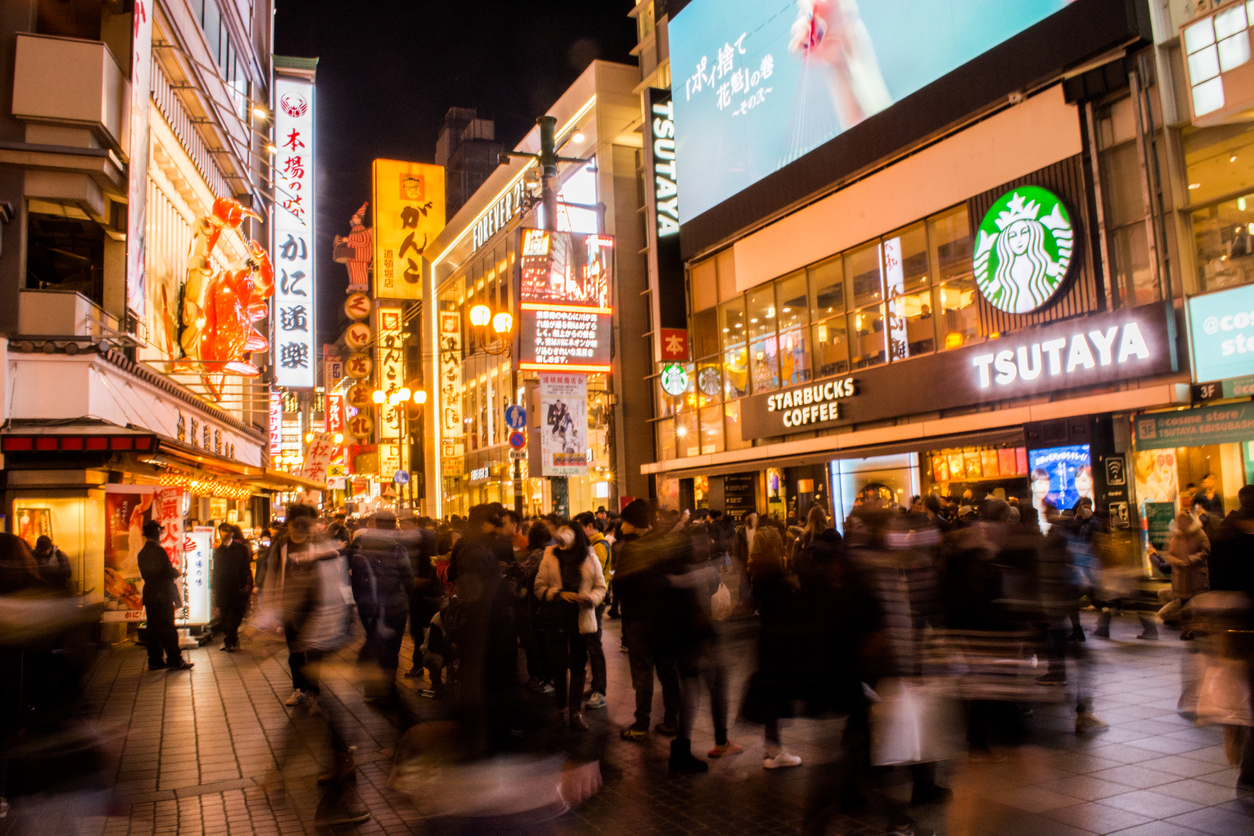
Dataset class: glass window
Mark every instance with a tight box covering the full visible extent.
[692,307,719,359]
[809,255,845,321]
[812,318,849,377]
[777,328,812,386]
[724,400,752,450]
[716,249,738,302]
[750,335,780,392]
[775,271,809,332]
[1112,223,1159,302]
[888,289,935,360]
[723,345,749,400]
[747,286,776,342]
[657,418,676,461]
[936,277,979,350]
[1184,123,1254,206]
[848,306,886,369]
[847,242,883,309]
[677,410,700,458]
[929,207,973,285]
[1193,196,1254,291]
[719,298,747,347]
[700,405,725,454]
[885,224,929,294]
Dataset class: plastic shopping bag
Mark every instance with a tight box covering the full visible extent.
[869,677,962,766]
[710,582,732,621]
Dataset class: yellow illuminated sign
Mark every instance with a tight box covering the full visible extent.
[372,160,446,300]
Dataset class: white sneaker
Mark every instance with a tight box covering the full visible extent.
[763,751,802,769]
[285,689,306,707]
[585,692,607,710]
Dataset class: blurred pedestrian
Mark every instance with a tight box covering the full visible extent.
[212,522,253,652]
[1158,511,1210,639]
[534,521,606,731]
[32,536,71,592]
[349,510,414,700]
[575,511,609,710]
[138,520,192,672]
[732,512,759,615]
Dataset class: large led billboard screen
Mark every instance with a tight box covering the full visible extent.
[670,0,1079,226]
[517,230,614,373]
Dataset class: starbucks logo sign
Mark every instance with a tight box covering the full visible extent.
[973,186,1074,314]
[660,363,689,397]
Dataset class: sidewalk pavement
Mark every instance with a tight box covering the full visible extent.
[3,609,1253,836]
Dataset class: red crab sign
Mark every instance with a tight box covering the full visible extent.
[177,198,274,400]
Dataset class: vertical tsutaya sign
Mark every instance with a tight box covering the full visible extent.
[645,88,688,332]
[269,392,282,455]
[438,309,464,467]
[377,307,404,439]
[126,0,153,320]
[273,69,316,388]
[372,160,446,300]
[517,230,614,372]
[539,372,589,477]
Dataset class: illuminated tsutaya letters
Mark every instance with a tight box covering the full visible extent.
[272,71,317,388]
[972,321,1152,388]
[650,97,680,236]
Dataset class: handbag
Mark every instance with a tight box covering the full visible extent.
[710,582,732,621]
[869,677,961,766]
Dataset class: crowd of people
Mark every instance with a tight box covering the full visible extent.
[5,485,1254,833]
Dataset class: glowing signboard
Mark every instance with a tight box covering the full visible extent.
[517,229,613,373]
[272,71,316,388]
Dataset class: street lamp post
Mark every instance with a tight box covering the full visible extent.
[468,303,521,516]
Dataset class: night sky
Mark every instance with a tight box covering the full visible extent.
[272,0,638,347]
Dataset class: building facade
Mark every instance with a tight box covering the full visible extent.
[0,1,315,627]
[424,61,651,518]
[629,0,1254,554]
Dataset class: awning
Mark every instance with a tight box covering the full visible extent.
[154,440,326,492]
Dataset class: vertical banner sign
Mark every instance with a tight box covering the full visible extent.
[155,487,185,573]
[644,88,687,331]
[326,392,345,435]
[126,0,153,320]
[438,309,465,470]
[323,346,343,390]
[372,160,446,300]
[377,307,404,439]
[883,238,908,361]
[184,527,214,625]
[299,432,337,483]
[539,372,589,477]
[269,392,282,455]
[273,71,316,388]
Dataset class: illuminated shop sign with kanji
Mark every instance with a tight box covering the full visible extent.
[272,72,316,388]
[517,230,613,373]
[372,160,446,300]
[377,307,404,439]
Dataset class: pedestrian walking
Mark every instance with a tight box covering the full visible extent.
[1158,511,1210,639]
[349,510,414,700]
[575,511,609,710]
[138,520,192,672]
[212,523,253,652]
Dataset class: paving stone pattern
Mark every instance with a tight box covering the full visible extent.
[5,610,1254,835]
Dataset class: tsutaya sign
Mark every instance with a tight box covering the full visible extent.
[974,186,1075,315]
[740,305,1174,441]
[649,93,680,237]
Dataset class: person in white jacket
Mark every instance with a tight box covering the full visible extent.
[534,522,606,731]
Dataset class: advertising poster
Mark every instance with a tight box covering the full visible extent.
[539,372,589,477]
[16,507,52,550]
[103,486,156,618]
[669,0,1076,222]
[184,526,214,625]
[518,230,614,373]
[1145,502,1177,551]
[1028,444,1092,528]
[372,160,446,300]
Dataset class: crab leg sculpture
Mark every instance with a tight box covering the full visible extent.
[177,197,274,401]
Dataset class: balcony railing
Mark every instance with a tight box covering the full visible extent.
[150,63,233,201]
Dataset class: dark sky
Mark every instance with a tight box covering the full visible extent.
[272,0,638,346]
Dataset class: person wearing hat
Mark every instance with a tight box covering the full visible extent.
[138,519,193,671]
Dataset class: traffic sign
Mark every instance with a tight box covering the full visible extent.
[508,430,526,450]
[509,450,527,461]
[504,404,527,430]
[393,469,410,485]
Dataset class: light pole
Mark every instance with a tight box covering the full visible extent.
[467,303,521,515]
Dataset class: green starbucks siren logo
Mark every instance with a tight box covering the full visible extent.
[973,186,1074,315]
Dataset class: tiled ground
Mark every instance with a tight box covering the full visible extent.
[4,609,1254,835]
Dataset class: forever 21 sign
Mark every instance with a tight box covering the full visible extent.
[740,304,1175,441]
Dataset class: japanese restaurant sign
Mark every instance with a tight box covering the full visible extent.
[372,160,446,300]
[438,309,465,469]
[517,230,614,373]
[272,70,316,388]
[269,392,282,455]
[377,307,404,440]
[127,0,152,321]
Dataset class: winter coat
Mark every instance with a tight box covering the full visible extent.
[1166,518,1210,600]
[211,540,253,606]
[266,537,350,652]
[534,545,606,634]
[348,528,415,618]
[138,541,180,608]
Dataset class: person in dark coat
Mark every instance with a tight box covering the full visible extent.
[404,517,445,679]
[212,523,253,651]
[139,520,192,671]
[33,535,71,592]
[1208,484,1254,786]
[349,510,414,700]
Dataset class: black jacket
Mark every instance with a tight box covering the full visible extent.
[139,540,180,608]
[212,540,253,606]
[349,528,415,617]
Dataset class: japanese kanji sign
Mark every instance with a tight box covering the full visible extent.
[377,307,404,440]
[298,432,337,484]
[269,392,282,455]
[372,160,446,300]
[127,0,152,321]
[272,70,316,388]
[659,328,690,361]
